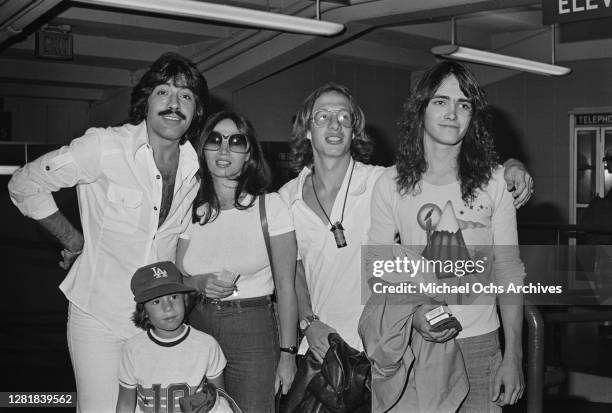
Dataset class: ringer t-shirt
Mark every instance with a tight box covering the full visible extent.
[119,325,226,413]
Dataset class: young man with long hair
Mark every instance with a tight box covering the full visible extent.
[367,61,526,411]
[279,81,532,365]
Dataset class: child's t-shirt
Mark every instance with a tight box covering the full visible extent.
[118,325,226,413]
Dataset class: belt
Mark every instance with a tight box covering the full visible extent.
[201,295,273,309]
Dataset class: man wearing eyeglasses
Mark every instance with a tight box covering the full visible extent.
[8,52,208,412]
[278,82,534,363]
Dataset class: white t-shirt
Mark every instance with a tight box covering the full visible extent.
[279,160,386,353]
[179,193,294,300]
[118,326,226,413]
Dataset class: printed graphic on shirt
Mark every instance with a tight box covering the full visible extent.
[420,201,474,279]
[417,200,493,304]
[137,382,195,413]
[417,201,487,234]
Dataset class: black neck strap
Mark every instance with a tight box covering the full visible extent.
[311,159,356,228]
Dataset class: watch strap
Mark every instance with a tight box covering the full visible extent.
[299,314,320,333]
[306,314,319,323]
[280,345,298,354]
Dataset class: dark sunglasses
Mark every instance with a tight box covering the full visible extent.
[203,131,250,154]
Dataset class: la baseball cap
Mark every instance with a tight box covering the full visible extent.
[131,261,195,303]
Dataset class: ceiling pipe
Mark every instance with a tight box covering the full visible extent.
[75,0,344,36]
[0,0,63,45]
[122,0,351,90]
[432,15,571,76]
[189,1,347,72]
[432,44,571,76]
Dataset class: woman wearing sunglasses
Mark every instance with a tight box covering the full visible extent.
[176,111,298,412]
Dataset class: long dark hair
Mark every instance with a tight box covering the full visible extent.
[395,61,498,203]
[129,52,209,145]
[290,83,373,172]
[192,111,272,225]
[132,303,152,331]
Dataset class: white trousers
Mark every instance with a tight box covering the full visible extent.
[67,303,127,413]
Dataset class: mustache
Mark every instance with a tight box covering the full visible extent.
[158,108,187,120]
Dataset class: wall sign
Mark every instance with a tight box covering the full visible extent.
[35,30,73,60]
[575,113,612,126]
[542,0,612,25]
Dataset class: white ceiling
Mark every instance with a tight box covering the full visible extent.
[1,0,611,103]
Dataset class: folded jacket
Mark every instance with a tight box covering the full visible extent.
[358,277,468,413]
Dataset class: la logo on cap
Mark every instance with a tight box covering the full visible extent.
[151,266,168,279]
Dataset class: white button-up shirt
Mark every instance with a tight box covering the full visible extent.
[8,121,199,338]
[279,159,385,353]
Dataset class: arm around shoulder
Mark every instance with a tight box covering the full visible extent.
[501,159,533,208]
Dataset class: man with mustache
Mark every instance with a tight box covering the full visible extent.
[8,52,208,412]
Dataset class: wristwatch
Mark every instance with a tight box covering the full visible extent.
[299,314,319,333]
[280,345,298,354]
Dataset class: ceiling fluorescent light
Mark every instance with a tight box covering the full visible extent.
[431,45,571,76]
[75,0,344,36]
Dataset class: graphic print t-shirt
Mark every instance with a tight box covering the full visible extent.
[118,326,226,413]
[368,166,525,338]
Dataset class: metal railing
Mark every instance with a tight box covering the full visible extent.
[520,223,612,413]
[524,304,545,413]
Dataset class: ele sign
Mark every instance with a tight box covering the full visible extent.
[542,0,612,24]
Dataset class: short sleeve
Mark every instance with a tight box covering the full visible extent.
[117,342,137,389]
[205,337,227,379]
[368,168,399,245]
[180,220,194,240]
[265,192,294,237]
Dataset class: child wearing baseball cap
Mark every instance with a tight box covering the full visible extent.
[116,261,237,413]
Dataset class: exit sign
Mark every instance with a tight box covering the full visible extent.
[35,30,73,60]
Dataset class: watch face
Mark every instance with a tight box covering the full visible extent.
[299,319,309,331]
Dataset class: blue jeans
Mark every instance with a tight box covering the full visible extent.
[189,299,280,413]
[456,330,503,413]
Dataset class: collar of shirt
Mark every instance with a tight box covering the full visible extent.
[130,121,199,183]
[287,158,368,206]
[130,121,150,157]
